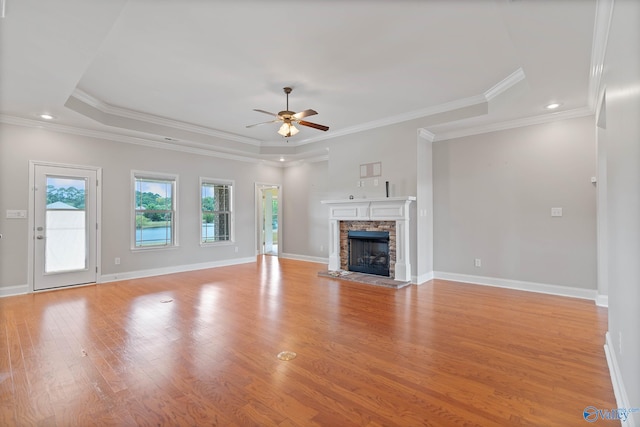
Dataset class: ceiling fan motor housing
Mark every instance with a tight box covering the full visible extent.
[278,111,295,120]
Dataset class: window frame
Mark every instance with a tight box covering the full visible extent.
[131,171,179,251]
[199,177,234,246]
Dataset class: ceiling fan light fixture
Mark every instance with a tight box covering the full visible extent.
[247,87,328,137]
[278,122,299,137]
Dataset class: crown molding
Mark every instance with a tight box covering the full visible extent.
[66,68,526,149]
[69,89,262,146]
[0,115,285,166]
[293,68,525,146]
[418,128,435,142]
[282,153,330,168]
[432,106,593,142]
[295,93,489,146]
[484,68,526,101]
[587,0,614,110]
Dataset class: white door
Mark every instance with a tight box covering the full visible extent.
[33,165,98,291]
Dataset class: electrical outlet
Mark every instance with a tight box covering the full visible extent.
[235,246,239,253]
[551,207,563,217]
[320,245,324,252]
[114,257,120,265]
[474,258,482,267]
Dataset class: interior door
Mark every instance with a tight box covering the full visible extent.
[33,165,98,290]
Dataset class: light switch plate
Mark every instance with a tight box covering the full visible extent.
[6,210,27,219]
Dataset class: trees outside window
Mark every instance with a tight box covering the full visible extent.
[201,179,233,244]
[133,173,177,248]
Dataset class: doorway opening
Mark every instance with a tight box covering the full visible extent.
[256,184,280,256]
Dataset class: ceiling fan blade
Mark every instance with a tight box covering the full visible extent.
[246,119,279,128]
[298,120,329,132]
[293,109,318,120]
[253,109,280,118]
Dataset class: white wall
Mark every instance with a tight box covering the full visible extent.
[416,133,433,283]
[320,120,420,276]
[0,124,282,291]
[433,116,597,290]
[281,160,329,260]
[284,115,598,292]
[324,122,418,201]
[600,0,640,415]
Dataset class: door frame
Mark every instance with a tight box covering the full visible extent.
[254,182,281,256]
[28,161,102,292]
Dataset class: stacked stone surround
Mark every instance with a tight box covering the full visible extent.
[339,220,396,278]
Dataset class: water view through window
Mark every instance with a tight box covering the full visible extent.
[134,176,175,247]
[135,225,222,246]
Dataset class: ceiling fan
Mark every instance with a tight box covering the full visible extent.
[246,87,329,137]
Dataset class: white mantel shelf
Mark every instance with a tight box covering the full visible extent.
[321,196,416,204]
[322,196,416,282]
[321,197,416,221]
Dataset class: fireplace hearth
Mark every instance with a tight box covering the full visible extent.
[348,230,390,277]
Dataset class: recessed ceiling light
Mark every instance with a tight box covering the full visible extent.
[39,113,55,120]
[279,157,285,162]
[545,103,561,110]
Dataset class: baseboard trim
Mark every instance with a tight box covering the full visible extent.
[0,284,30,297]
[414,271,434,285]
[596,294,609,307]
[279,253,329,264]
[604,332,636,427]
[433,271,597,301]
[99,257,255,283]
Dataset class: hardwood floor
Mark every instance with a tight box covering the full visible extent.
[1,256,615,426]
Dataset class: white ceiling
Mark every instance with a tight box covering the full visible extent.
[0,0,603,162]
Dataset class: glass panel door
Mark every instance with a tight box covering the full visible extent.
[45,176,88,273]
[34,165,97,291]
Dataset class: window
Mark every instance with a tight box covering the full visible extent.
[133,172,177,248]
[200,178,233,244]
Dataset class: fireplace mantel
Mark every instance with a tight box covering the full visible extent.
[321,197,416,221]
[322,197,416,282]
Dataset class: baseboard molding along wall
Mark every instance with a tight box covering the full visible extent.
[596,294,609,307]
[604,332,637,427]
[433,271,597,301]
[1,262,606,306]
[414,271,434,285]
[99,256,255,283]
[279,253,329,264]
[0,284,30,297]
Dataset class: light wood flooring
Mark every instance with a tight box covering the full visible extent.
[0,256,615,426]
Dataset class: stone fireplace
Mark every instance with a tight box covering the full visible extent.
[341,222,394,277]
[321,197,415,282]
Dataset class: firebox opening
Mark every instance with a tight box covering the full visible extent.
[348,230,390,277]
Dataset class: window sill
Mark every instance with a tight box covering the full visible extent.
[200,240,234,248]
[131,245,179,253]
